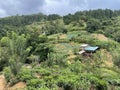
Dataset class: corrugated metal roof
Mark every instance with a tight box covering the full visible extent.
[85,46,99,51]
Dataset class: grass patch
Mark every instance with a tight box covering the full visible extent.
[53,42,80,55]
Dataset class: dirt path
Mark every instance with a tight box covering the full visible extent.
[0,75,6,90]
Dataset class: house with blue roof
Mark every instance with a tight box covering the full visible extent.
[79,44,99,55]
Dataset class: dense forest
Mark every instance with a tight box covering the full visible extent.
[0,9,120,90]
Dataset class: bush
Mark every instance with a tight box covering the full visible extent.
[3,67,13,82]
[112,52,120,67]
[3,67,19,85]
[17,67,33,82]
[27,78,42,88]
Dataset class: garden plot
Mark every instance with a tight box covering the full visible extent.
[66,31,80,39]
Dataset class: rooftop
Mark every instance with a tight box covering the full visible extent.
[85,46,99,52]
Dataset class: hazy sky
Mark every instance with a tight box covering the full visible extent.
[0,0,120,17]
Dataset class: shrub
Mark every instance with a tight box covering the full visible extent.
[3,67,13,82]
[17,67,33,82]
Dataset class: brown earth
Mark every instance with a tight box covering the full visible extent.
[59,34,66,39]
[0,75,6,90]
[55,44,65,49]
[8,82,26,90]
[91,34,108,41]
[0,75,26,90]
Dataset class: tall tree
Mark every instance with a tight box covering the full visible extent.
[0,32,30,75]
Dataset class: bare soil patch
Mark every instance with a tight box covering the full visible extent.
[91,34,108,41]
[60,34,66,39]
[0,75,6,90]
[8,82,26,90]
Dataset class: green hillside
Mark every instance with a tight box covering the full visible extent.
[0,9,120,90]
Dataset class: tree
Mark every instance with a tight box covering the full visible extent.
[47,14,61,20]
[113,30,120,42]
[63,14,73,25]
[87,19,101,33]
[0,32,30,75]
[34,43,53,62]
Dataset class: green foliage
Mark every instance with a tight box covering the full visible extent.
[87,19,101,33]
[71,33,97,45]
[113,30,120,42]
[94,40,116,51]
[47,14,61,20]
[112,51,120,67]
[34,43,53,62]
[0,13,46,26]
[63,14,73,25]
[3,67,13,82]
[0,32,30,75]
[0,37,10,47]
[17,67,33,82]
[3,67,19,85]
[0,47,9,70]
